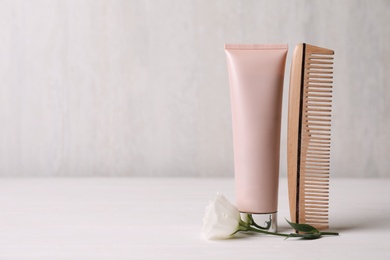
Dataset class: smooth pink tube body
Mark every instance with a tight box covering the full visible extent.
[225,44,288,214]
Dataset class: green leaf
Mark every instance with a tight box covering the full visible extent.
[287,232,322,240]
[285,219,320,234]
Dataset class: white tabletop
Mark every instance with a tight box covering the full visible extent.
[0,178,389,259]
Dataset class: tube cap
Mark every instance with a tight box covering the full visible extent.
[240,212,278,233]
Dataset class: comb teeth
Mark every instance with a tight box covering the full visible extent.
[299,45,334,230]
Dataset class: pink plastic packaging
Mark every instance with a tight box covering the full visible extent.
[225,44,288,229]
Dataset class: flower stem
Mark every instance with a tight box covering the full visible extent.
[246,226,289,237]
[319,231,339,236]
[237,215,339,239]
[243,225,339,239]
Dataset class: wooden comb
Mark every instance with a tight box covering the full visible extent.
[287,43,334,231]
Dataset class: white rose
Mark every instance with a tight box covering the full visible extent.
[202,193,243,239]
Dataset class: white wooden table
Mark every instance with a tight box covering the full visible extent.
[0,178,389,259]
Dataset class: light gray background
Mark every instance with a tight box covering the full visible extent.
[1,0,389,177]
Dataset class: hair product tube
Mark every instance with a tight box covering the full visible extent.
[225,44,288,232]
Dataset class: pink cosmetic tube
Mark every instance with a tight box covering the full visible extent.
[225,44,288,232]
